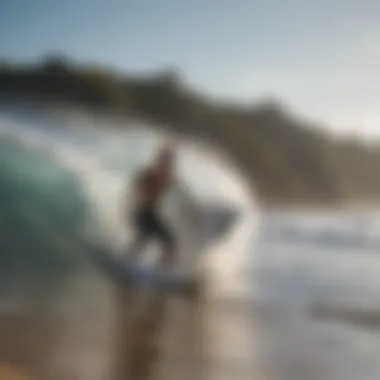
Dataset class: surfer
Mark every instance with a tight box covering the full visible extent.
[127,144,178,268]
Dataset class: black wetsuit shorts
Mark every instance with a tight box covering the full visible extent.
[132,203,175,247]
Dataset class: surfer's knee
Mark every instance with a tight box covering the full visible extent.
[161,236,175,256]
[157,223,176,250]
[165,230,177,252]
[161,232,177,264]
[161,243,176,267]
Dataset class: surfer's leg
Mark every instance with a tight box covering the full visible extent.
[152,217,177,268]
[160,239,176,268]
[127,232,148,260]
[128,206,153,260]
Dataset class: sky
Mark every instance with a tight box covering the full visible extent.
[0,0,380,138]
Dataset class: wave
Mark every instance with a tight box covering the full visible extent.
[260,214,380,252]
[0,110,249,301]
[311,303,380,330]
[0,133,92,296]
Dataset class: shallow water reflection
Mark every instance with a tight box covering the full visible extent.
[0,260,260,380]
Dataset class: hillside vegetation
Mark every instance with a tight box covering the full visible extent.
[0,55,379,205]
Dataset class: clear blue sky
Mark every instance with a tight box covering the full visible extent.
[1,0,380,137]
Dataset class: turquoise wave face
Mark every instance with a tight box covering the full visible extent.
[0,136,92,291]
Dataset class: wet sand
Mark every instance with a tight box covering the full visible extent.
[0,264,262,380]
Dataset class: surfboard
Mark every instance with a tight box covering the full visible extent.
[121,259,200,294]
[89,245,201,297]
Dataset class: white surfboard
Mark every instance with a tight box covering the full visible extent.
[114,258,199,294]
[89,246,200,296]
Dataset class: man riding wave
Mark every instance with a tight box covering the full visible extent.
[126,144,180,269]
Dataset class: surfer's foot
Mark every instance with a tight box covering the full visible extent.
[159,245,176,269]
[158,258,173,269]
[157,256,171,270]
[181,282,202,301]
[126,235,147,261]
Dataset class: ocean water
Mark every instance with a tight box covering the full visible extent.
[257,211,380,380]
[1,107,380,380]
